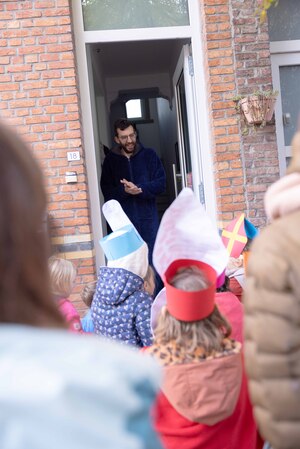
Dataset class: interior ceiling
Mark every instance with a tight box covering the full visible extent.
[91,38,190,78]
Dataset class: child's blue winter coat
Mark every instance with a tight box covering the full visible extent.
[91,266,153,347]
[81,309,94,333]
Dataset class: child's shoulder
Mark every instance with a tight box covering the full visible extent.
[132,289,153,306]
[59,298,79,316]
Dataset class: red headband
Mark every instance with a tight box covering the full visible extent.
[164,259,216,322]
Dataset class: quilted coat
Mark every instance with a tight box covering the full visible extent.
[91,266,153,347]
[244,134,300,449]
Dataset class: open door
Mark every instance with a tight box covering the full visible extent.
[172,44,205,204]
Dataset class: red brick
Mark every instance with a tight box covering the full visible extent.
[0,82,19,91]
[45,25,71,35]
[54,131,81,140]
[0,56,10,64]
[44,8,70,17]
[45,105,64,114]
[50,79,76,88]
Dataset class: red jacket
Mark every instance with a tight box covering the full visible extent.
[215,291,244,343]
[147,291,258,449]
[229,277,244,302]
[153,371,257,449]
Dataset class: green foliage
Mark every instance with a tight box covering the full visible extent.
[257,0,279,22]
[252,90,279,98]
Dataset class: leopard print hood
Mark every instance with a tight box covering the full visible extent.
[146,339,242,425]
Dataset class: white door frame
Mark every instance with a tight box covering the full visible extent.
[271,40,300,176]
[172,44,204,202]
[172,49,188,192]
[71,0,216,268]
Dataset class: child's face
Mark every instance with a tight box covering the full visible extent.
[144,274,155,297]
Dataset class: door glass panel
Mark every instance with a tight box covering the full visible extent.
[268,0,300,42]
[279,65,300,146]
[82,0,189,32]
[175,70,193,190]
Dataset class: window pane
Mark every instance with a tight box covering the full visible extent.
[82,0,189,32]
[279,65,300,146]
[268,0,300,42]
[126,99,142,119]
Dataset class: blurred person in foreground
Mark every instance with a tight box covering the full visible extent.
[0,119,162,449]
[244,127,300,449]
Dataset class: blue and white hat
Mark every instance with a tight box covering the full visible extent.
[99,200,149,279]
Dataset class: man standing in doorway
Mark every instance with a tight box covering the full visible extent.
[100,118,166,264]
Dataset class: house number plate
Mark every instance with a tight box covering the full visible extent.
[67,151,80,161]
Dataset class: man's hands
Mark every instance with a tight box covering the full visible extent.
[120,179,142,195]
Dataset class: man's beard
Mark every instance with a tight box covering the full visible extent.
[121,143,136,155]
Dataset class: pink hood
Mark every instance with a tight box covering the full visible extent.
[161,351,242,425]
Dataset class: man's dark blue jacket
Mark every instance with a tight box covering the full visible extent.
[100,143,166,262]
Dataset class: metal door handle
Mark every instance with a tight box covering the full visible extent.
[172,163,178,197]
[283,112,291,126]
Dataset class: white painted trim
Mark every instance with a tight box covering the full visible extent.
[270,40,300,54]
[172,47,187,189]
[271,52,300,67]
[188,0,217,222]
[71,1,105,269]
[182,45,203,201]
[84,26,191,43]
[286,146,292,157]
[271,55,286,176]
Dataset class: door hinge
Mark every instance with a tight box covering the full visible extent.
[198,182,205,205]
[188,55,194,76]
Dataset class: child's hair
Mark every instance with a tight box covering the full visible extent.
[243,238,253,252]
[81,280,97,308]
[144,265,155,284]
[48,256,76,298]
[170,265,209,291]
[143,265,155,296]
[0,120,65,328]
[155,265,231,353]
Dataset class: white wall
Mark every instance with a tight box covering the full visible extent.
[136,99,162,157]
[105,73,171,109]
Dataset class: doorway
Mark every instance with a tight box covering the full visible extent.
[71,0,216,268]
[88,38,196,221]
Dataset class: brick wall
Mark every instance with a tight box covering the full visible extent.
[231,0,279,228]
[201,0,279,229]
[0,0,96,315]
